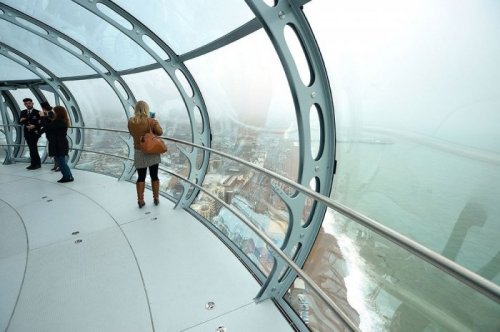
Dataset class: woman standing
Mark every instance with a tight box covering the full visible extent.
[41,105,74,183]
[128,100,163,208]
[40,101,59,171]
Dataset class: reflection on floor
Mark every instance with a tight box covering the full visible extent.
[0,164,292,332]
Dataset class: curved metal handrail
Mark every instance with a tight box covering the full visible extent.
[2,124,499,302]
[0,142,360,330]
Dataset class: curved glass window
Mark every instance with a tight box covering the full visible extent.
[114,0,254,54]
[2,0,155,72]
[0,57,38,80]
[305,0,500,285]
[186,29,297,180]
[123,68,190,138]
[0,20,94,77]
[65,79,127,177]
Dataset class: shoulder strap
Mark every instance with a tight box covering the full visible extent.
[147,118,153,133]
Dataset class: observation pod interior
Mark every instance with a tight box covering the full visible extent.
[1,1,499,331]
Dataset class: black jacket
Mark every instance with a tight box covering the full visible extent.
[40,112,56,156]
[44,119,69,156]
[19,108,42,137]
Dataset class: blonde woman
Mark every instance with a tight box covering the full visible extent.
[127,100,163,208]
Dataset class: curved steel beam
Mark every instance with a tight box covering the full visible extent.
[243,0,337,304]
[71,0,211,207]
[0,3,138,178]
[0,42,84,166]
[0,90,22,163]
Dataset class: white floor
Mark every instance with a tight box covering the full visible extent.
[0,163,293,332]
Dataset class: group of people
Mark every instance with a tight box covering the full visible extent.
[19,97,163,206]
[19,98,73,182]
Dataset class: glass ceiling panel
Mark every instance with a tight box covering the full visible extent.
[0,20,94,78]
[0,56,38,81]
[1,0,155,72]
[113,0,255,54]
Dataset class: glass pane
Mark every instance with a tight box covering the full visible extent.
[75,150,125,178]
[64,78,127,129]
[284,24,311,86]
[0,56,38,81]
[122,69,192,143]
[113,0,254,54]
[186,29,297,180]
[2,0,155,71]
[0,20,93,78]
[285,276,354,331]
[191,160,291,275]
[295,209,500,331]
[191,200,278,275]
[305,0,500,282]
[64,78,128,176]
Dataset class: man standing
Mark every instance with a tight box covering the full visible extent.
[19,98,42,169]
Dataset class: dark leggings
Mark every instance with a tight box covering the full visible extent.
[137,164,159,182]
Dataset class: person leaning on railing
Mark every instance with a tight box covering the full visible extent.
[127,100,163,208]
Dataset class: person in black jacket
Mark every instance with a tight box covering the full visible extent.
[40,105,74,183]
[19,98,42,169]
[39,101,59,171]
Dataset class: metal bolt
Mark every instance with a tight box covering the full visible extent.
[311,91,317,98]
[205,301,215,310]
[215,327,226,332]
[278,11,286,19]
[74,239,82,244]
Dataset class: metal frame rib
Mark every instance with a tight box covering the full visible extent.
[0,42,84,166]
[71,0,211,208]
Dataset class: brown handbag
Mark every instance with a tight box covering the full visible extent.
[139,120,167,154]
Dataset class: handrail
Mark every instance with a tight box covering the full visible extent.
[3,125,500,302]
[0,143,360,330]
[161,168,360,331]
[164,142,500,303]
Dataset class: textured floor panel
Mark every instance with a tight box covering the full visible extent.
[0,164,293,331]
[122,210,270,331]
[184,301,292,332]
[8,227,152,332]
[0,200,27,332]
[17,189,116,250]
[0,253,26,332]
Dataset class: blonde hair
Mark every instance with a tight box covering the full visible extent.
[53,106,70,127]
[131,100,150,124]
